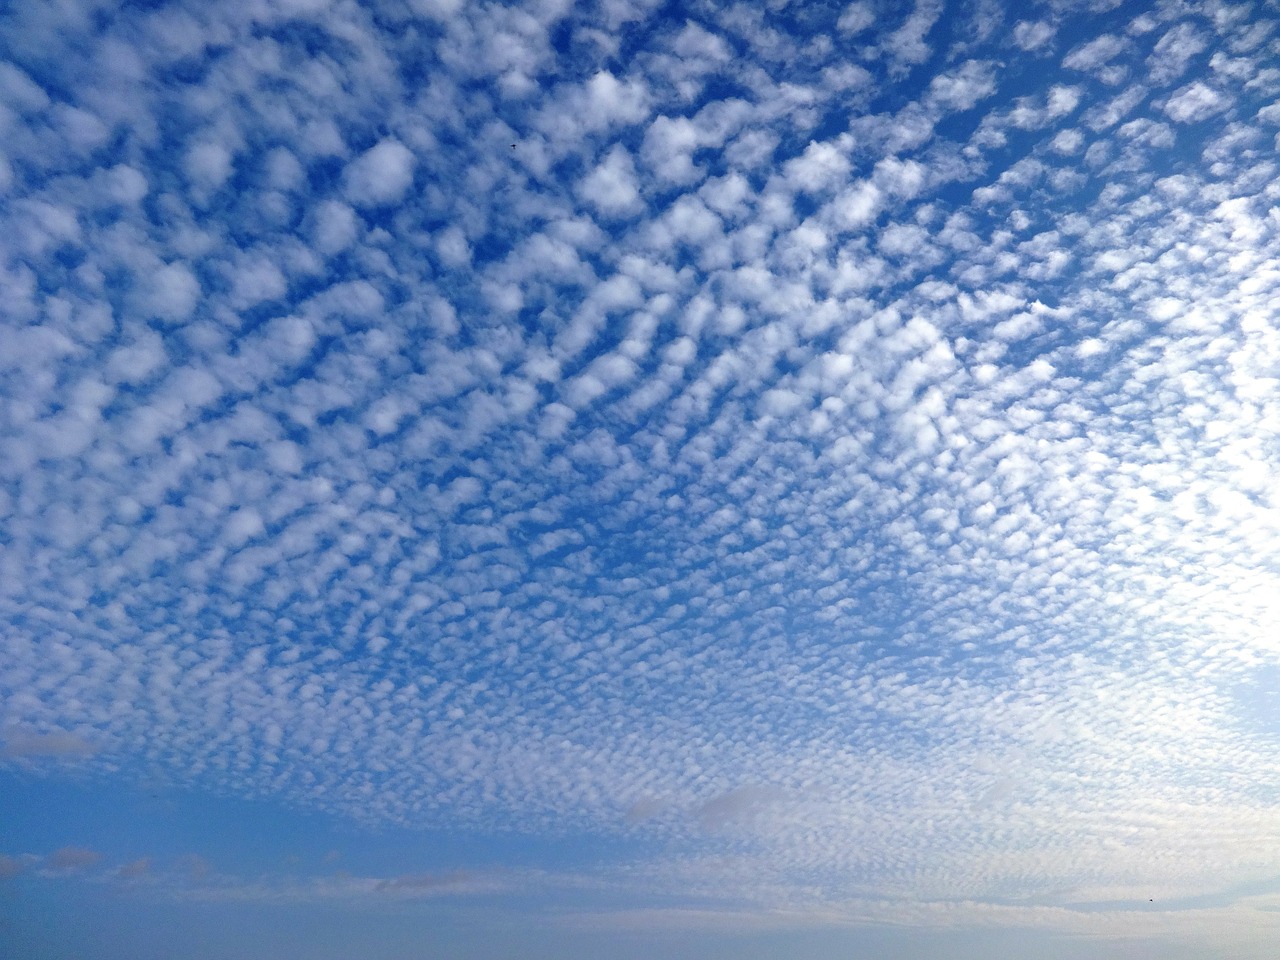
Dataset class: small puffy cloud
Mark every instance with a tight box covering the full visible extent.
[725,129,778,170]
[562,353,638,408]
[992,311,1041,342]
[312,200,361,255]
[229,257,287,310]
[184,141,235,192]
[1046,84,1083,118]
[641,115,702,185]
[0,855,29,880]
[1,730,96,758]
[535,71,651,147]
[1147,23,1208,86]
[671,22,732,62]
[625,796,670,822]
[263,147,305,191]
[837,2,874,35]
[880,0,944,75]
[45,848,102,873]
[701,172,752,218]
[0,62,50,113]
[877,222,930,257]
[55,104,110,155]
[301,119,346,157]
[784,141,851,194]
[225,508,266,546]
[696,786,785,830]
[1049,129,1085,154]
[758,388,805,418]
[581,71,650,129]
[136,262,201,323]
[116,858,152,879]
[343,139,416,208]
[833,180,882,229]
[1163,82,1229,123]
[1062,34,1128,78]
[578,145,643,216]
[926,60,997,112]
[1004,84,1083,129]
[1146,297,1184,322]
[105,164,148,204]
[1075,337,1108,358]
[434,225,472,268]
[306,279,385,321]
[873,157,926,199]
[1013,20,1055,52]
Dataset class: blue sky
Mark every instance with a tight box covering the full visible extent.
[2,0,1279,956]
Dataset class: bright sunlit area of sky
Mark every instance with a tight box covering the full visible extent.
[2,0,1279,957]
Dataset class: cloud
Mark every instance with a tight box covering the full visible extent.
[1013,20,1055,52]
[577,145,643,216]
[879,0,944,76]
[1062,34,1129,83]
[1,0,1278,950]
[311,200,362,256]
[1,729,96,759]
[926,60,998,112]
[343,139,416,208]
[134,262,201,324]
[695,786,787,830]
[1147,23,1208,86]
[116,858,152,879]
[44,848,103,873]
[0,854,34,879]
[837,3,874,36]
[1163,81,1228,123]
[184,141,235,194]
[375,870,485,895]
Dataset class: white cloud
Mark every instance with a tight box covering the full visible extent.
[832,180,882,229]
[879,0,944,76]
[408,0,465,21]
[1,729,96,758]
[1163,81,1229,122]
[837,3,874,36]
[434,225,472,268]
[105,332,168,384]
[784,140,851,194]
[0,62,51,113]
[312,200,361,255]
[229,256,287,309]
[577,144,643,216]
[2,2,1280,953]
[641,115,703,185]
[1012,20,1055,53]
[184,140,235,193]
[1049,128,1085,153]
[137,262,201,323]
[343,139,415,208]
[926,60,998,112]
[1062,33,1129,81]
[581,70,651,129]
[1147,22,1208,86]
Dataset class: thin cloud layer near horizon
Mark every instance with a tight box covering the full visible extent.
[2,0,1279,957]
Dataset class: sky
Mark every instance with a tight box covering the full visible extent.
[1,0,1279,957]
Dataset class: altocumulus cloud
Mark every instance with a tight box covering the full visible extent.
[1,0,1279,957]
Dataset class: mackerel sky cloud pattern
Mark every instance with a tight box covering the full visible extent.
[2,0,1279,957]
